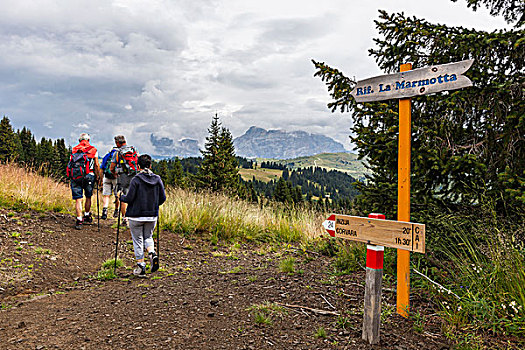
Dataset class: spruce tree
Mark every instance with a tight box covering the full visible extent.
[36,137,55,175]
[217,125,239,191]
[197,114,239,192]
[292,186,303,204]
[0,116,18,162]
[169,158,185,188]
[13,131,22,162]
[197,114,220,190]
[273,177,292,203]
[52,138,70,179]
[17,127,37,165]
[155,160,169,184]
[313,4,524,215]
[451,0,524,25]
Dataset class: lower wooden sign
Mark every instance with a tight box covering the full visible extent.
[322,214,425,253]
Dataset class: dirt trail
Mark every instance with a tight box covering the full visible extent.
[0,208,451,349]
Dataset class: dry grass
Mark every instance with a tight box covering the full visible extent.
[0,162,325,243]
[0,163,72,213]
[161,187,324,243]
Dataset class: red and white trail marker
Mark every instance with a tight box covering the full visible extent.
[362,214,386,345]
[322,214,336,237]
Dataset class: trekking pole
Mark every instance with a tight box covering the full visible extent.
[96,181,100,232]
[114,192,122,273]
[156,213,160,259]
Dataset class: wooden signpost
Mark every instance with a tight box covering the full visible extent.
[350,59,473,103]
[322,58,473,344]
[322,214,425,253]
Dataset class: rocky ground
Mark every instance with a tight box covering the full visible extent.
[0,208,486,349]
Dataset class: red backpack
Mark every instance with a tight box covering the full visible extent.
[116,146,138,174]
[67,147,93,183]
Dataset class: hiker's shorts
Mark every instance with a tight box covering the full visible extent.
[117,173,134,195]
[102,176,117,196]
[71,173,95,200]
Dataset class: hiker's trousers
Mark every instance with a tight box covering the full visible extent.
[128,219,156,261]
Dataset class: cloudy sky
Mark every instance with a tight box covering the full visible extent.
[1,0,510,154]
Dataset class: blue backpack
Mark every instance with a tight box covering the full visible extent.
[100,149,117,179]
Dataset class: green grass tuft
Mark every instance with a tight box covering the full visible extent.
[102,258,123,269]
[96,268,117,281]
[278,257,296,274]
[253,311,272,325]
[314,327,327,339]
[248,301,287,326]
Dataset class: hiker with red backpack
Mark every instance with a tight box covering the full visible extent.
[67,133,102,230]
[109,135,139,226]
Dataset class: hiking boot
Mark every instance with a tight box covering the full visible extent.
[75,218,82,230]
[121,217,128,227]
[83,213,93,225]
[133,264,146,277]
[112,209,119,218]
[101,208,108,220]
[149,252,159,273]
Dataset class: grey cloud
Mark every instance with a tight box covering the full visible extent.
[1,1,190,52]
[215,70,276,90]
[218,12,335,66]
[305,98,333,112]
[258,14,335,46]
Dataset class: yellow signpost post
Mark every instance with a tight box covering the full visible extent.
[397,63,412,317]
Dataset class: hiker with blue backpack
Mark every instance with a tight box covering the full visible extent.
[109,135,139,226]
[100,142,120,220]
[67,133,102,230]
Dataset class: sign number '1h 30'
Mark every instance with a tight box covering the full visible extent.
[322,214,425,253]
[350,59,473,103]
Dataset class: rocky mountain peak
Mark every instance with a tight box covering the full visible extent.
[234,126,347,159]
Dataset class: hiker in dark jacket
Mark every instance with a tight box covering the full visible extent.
[120,154,166,276]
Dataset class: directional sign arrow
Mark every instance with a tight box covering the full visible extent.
[322,214,336,237]
[350,59,474,103]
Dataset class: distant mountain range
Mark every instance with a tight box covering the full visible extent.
[151,126,348,160]
[150,134,201,158]
[233,126,347,159]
